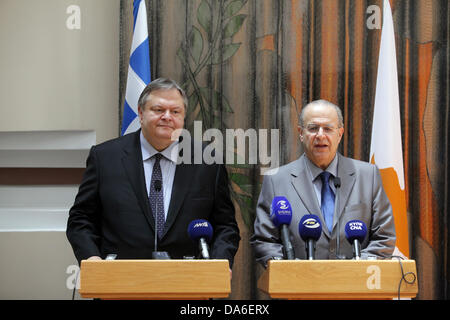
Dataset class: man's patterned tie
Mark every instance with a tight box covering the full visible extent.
[149,153,165,239]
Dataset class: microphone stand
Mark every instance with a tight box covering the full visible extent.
[306,239,315,260]
[152,180,170,259]
[334,177,345,259]
[353,239,362,260]
[280,225,295,260]
[199,238,210,259]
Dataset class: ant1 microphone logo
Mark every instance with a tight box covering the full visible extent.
[303,218,320,229]
[194,222,209,228]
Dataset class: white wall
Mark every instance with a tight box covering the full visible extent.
[0,0,120,299]
[0,0,120,144]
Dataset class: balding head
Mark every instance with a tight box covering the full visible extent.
[299,100,344,129]
[297,99,344,169]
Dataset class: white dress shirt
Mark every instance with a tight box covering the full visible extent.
[140,132,178,219]
[303,154,339,208]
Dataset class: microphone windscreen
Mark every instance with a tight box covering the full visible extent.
[344,220,367,243]
[298,215,322,241]
[334,177,341,188]
[187,219,213,242]
[270,196,293,227]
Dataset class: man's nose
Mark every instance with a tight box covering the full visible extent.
[161,109,171,119]
[316,127,326,136]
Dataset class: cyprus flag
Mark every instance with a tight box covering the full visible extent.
[370,0,409,257]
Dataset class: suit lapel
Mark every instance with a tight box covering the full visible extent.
[162,141,196,238]
[290,155,322,220]
[332,153,356,231]
[121,131,155,230]
[291,154,357,238]
[163,162,193,237]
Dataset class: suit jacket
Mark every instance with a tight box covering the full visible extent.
[66,130,240,266]
[251,153,396,265]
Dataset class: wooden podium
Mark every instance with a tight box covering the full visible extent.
[258,260,418,299]
[79,259,231,299]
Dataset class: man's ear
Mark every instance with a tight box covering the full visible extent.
[297,126,304,142]
[138,106,143,123]
[337,126,344,141]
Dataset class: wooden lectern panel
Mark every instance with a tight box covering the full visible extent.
[80,259,230,299]
[258,260,418,299]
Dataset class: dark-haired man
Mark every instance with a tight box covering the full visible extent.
[67,78,240,268]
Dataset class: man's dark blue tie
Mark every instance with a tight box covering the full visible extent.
[320,171,335,233]
[149,153,165,239]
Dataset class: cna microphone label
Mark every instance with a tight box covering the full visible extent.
[348,221,364,230]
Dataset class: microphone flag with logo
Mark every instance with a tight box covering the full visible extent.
[344,220,367,260]
[270,196,293,227]
[298,214,322,260]
[270,196,294,259]
[187,219,213,259]
[298,215,322,242]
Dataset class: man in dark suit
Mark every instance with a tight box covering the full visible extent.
[251,99,396,266]
[66,78,240,268]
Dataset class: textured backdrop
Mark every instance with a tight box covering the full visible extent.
[119,0,450,299]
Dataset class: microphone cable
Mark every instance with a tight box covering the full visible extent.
[392,255,417,300]
[72,269,81,301]
[71,267,80,300]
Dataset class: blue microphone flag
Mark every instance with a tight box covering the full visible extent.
[344,220,367,243]
[298,215,323,241]
[270,196,293,227]
[187,219,213,242]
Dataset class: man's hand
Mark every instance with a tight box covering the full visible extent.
[87,256,102,261]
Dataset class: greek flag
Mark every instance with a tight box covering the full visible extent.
[121,0,151,135]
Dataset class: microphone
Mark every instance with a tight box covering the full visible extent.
[333,176,344,259]
[187,219,213,259]
[270,196,295,260]
[152,179,170,259]
[334,177,341,188]
[344,220,367,260]
[298,215,323,260]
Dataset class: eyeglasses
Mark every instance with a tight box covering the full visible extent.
[304,124,340,135]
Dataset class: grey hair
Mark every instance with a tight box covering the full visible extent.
[298,99,344,128]
[137,77,188,110]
